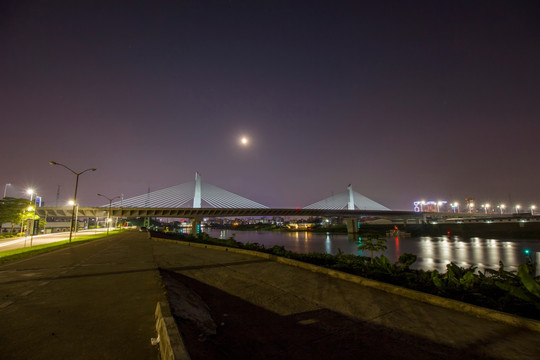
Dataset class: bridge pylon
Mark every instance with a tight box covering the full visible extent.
[344,218,358,234]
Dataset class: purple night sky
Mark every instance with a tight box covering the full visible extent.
[1,1,539,210]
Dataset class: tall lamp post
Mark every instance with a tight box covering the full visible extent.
[4,183,11,198]
[26,189,40,246]
[97,193,120,235]
[50,161,96,243]
[68,200,79,232]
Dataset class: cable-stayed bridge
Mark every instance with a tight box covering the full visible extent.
[36,172,420,232]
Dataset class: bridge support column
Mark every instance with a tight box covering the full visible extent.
[191,216,203,234]
[345,218,358,234]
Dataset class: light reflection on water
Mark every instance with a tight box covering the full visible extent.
[206,229,539,272]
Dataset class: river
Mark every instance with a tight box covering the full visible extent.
[204,229,540,272]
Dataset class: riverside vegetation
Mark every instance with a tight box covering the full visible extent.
[150,230,540,320]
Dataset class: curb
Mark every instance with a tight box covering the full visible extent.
[153,237,540,332]
[154,301,191,360]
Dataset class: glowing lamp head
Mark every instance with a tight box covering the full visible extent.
[240,136,248,145]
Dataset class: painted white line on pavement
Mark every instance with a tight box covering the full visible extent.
[0,238,26,248]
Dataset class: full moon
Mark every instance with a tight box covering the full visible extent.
[240,136,248,145]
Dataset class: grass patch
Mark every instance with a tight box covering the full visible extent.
[0,232,119,265]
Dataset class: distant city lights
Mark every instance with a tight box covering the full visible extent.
[413,200,447,212]
[414,199,538,214]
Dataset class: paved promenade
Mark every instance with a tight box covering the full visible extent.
[1,231,540,359]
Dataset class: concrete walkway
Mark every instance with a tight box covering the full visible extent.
[1,231,540,359]
[152,238,540,360]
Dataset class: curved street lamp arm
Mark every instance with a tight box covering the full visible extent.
[97,194,120,202]
[50,161,76,175]
[79,168,97,175]
[50,161,96,176]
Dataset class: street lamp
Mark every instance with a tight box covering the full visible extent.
[498,204,505,214]
[23,189,39,246]
[26,188,34,201]
[29,192,40,246]
[515,205,521,214]
[50,161,96,243]
[531,205,536,215]
[68,200,80,233]
[97,193,120,235]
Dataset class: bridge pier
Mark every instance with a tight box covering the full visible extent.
[345,217,358,234]
[191,216,203,234]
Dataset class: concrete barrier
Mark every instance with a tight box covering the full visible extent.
[536,252,540,277]
[154,301,191,360]
[153,237,540,333]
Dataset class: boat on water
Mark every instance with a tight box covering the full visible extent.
[386,228,411,237]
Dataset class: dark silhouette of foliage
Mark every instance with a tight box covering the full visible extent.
[358,234,387,264]
[0,197,31,233]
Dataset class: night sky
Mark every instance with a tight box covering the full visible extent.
[1,1,539,210]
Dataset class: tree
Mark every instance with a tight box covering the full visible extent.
[0,197,31,233]
[358,234,387,264]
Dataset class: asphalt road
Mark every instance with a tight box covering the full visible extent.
[0,231,163,360]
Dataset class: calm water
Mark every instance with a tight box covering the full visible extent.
[205,229,540,272]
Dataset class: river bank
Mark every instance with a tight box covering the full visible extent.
[149,230,540,321]
[212,222,540,239]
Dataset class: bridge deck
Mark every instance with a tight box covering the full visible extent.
[36,207,419,219]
